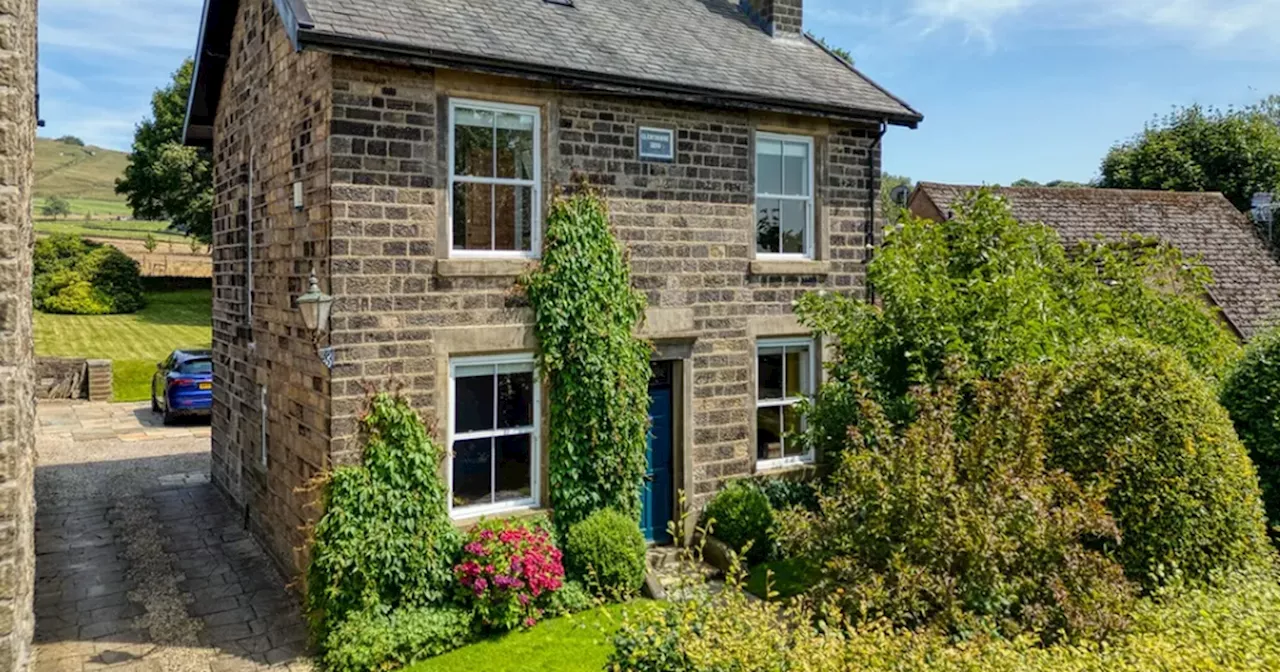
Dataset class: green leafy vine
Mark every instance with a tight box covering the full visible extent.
[521,189,652,534]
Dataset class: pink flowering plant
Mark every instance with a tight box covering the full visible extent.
[453,518,565,631]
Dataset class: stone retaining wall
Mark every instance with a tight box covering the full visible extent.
[34,358,112,401]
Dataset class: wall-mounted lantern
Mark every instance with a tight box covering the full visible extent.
[296,266,334,344]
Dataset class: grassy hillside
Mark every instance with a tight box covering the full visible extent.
[35,137,132,202]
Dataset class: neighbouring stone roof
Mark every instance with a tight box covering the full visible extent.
[911,182,1280,339]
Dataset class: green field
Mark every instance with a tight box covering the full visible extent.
[35,218,187,243]
[34,289,213,402]
[405,604,636,672]
[35,137,131,202]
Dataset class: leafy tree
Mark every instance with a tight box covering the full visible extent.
[40,196,71,220]
[813,36,853,64]
[796,189,1239,434]
[1010,179,1090,188]
[1100,99,1280,211]
[116,59,214,242]
[55,135,84,146]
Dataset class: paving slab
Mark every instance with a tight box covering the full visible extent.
[34,401,314,671]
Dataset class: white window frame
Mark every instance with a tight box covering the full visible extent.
[755,337,816,471]
[447,353,541,519]
[447,99,542,259]
[754,132,815,261]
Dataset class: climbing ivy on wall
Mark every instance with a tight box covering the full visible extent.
[522,190,652,534]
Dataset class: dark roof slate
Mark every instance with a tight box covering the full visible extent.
[185,0,921,144]
[913,183,1280,339]
[297,0,919,124]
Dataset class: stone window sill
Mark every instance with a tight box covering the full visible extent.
[436,258,537,278]
[749,259,832,276]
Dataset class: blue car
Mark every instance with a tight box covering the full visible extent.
[151,349,213,425]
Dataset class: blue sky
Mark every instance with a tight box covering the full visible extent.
[37,0,1280,185]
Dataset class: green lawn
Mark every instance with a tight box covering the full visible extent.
[746,557,821,600]
[33,289,213,402]
[35,218,185,242]
[405,604,638,672]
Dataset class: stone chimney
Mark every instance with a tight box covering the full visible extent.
[741,0,803,39]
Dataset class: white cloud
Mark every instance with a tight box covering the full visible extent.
[812,0,1280,54]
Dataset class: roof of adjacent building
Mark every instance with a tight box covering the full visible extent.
[909,182,1280,339]
[184,0,922,145]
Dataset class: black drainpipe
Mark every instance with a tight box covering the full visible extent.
[865,121,888,304]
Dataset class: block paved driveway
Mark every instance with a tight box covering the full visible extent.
[34,401,313,672]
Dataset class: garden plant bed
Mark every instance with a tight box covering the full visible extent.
[33,288,212,401]
[745,557,820,600]
[404,603,642,672]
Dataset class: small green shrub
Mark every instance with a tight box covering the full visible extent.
[546,579,595,616]
[322,606,474,672]
[1045,339,1272,588]
[564,509,647,598]
[521,189,652,534]
[1221,328,1280,535]
[307,394,460,638]
[778,368,1135,643]
[744,475,818,513]
[702,481,774,565]
[32,235,144,314]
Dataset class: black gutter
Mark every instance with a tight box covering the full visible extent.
[866,122,888,304]
[295,28,924,129]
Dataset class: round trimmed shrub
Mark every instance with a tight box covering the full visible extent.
[702,481,773,564]
[1221,328,1280,536]
[563,509,647,597]
[32,235,144,314]
[1045,339,1271,587]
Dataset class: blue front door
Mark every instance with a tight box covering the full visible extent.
[643,363,675,544]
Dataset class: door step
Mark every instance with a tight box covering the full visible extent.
[644,546,723,600]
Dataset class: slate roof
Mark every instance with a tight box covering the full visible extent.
[910,183,1280,339]
[184,0,922,144]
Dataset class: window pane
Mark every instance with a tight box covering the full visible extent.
[494,185,534,253]
[453,182,494,251]
[495,112,535,180]
[756,198,780,254]
[455,372,495,433]
[494,434,533,503]
[756,406,783,461]
[783,142,809,196]
[757,139,783,195]
[785,347,809,398]
[783,405,804,457]
[178,359,213,374]
[781,200,806,255]
[497,370,534,428]
[453,438,492,507]
[454,108,495,177]
[758,348,783,400]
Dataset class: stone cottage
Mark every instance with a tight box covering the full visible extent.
[183,0,921,573]
[909,183,1280,340]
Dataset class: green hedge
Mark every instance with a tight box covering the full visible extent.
[321,606,474,672]
[1045,339,1271,587]
[1221,328,1280,536]
[33,234,144,314]
[610,567,1280,671]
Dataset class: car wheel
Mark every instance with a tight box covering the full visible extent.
[162,407,174,426]
[151,391,160,413]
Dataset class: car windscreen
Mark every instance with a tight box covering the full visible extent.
[177,359,213,375]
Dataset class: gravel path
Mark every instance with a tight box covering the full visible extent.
[33,402,313,672]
